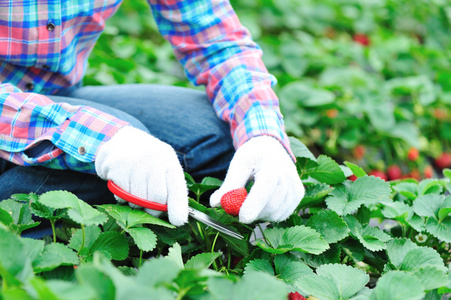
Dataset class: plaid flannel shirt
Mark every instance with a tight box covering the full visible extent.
[0,0,293,174]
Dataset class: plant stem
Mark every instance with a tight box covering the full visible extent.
[211,232,220,271]
[78,224,85,255]
[139,250,143,268]
[258,224,272,247]
[176,288,190,300]
[211,232,219,253]
[196,222,205,241]
[50,220,56,243]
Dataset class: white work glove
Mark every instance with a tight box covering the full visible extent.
[210,136,304,223]
[95,126,188,226]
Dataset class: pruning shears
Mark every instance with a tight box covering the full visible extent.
[107,180,244,240]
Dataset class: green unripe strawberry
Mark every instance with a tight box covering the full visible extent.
[221,188,247,216]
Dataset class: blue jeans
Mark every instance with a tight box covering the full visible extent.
[0,84,235,237]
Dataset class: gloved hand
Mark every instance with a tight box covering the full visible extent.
[210,136,304,223]
[95,126,188,226]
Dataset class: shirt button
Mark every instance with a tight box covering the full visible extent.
[47,22,55,32]
[78,146,87,156]
[25,83,34,91]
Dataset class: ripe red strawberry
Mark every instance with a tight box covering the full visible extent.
[288,291,307,300]
[353,33,370,46]
[352,145,366,160]
[423,165,434,179]
[407,147,419,161]
[433,108,447,120]
[369,170,387,181]
[435,153,451,169]
[387,165,402,180]
[221,188,247,216]
[348,174,358,182]
[326,109,338,118]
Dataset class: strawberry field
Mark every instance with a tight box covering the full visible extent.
[1,0,451,299]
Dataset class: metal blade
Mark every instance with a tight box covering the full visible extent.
[188,207,244,240]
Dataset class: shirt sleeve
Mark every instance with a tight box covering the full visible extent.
[0,83,129,173]
[148,0,295,160]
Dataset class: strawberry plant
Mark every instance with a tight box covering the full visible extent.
[0,137,450,299]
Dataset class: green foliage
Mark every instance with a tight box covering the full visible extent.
[295,264,369,300]
[0,137,450,298]
[255,225,330,255]
[1,0,451,297]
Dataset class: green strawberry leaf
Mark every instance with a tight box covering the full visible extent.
[274,254,313,289]
[255,226,329,255]
[344,161,367,177]
[0,199,32,225]
[418,179,444,195]
[412,266,451,291]
[306,210,350,243]
[344,216,391,251]
[326,176,392,216]
[296,244,342,268]
[90,253,173,299]
[39,191,107,227]
[412,195,451,242]
[438,207,451,222]
[295,264,369,300]
[44,280,97,300]
[244,259,274,276]
[186,174,223,196]
[0,229,34,285]
[185,252,221,270]
[21,238,45,266]
[413,194,444,218]
[407,215,426,233]
[385,238,446,272]
[30,199,67,221]
[289,136,317,163]
[359,226,391,252]
[27,277,65,299]
[1,287,35,299]
[381,201,426,232]
[90,232,129,261]
[98,204,174,229]
[0,199,39,234]
[309,155,347,184]
[208,271,289,300]
[68,226,101,253]
[126,227,157,252]
[0,206,13,225]
[75,265,116,300]
[299,183,334,208]
[424,217,451,243]
[167,243,184,269]
[372,271,425,300]
[392,182,418,200]
[136,257,181,288]
[33,243,79,272]
[10,193,33,202]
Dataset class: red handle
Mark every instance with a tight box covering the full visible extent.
[107,180,168,211]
